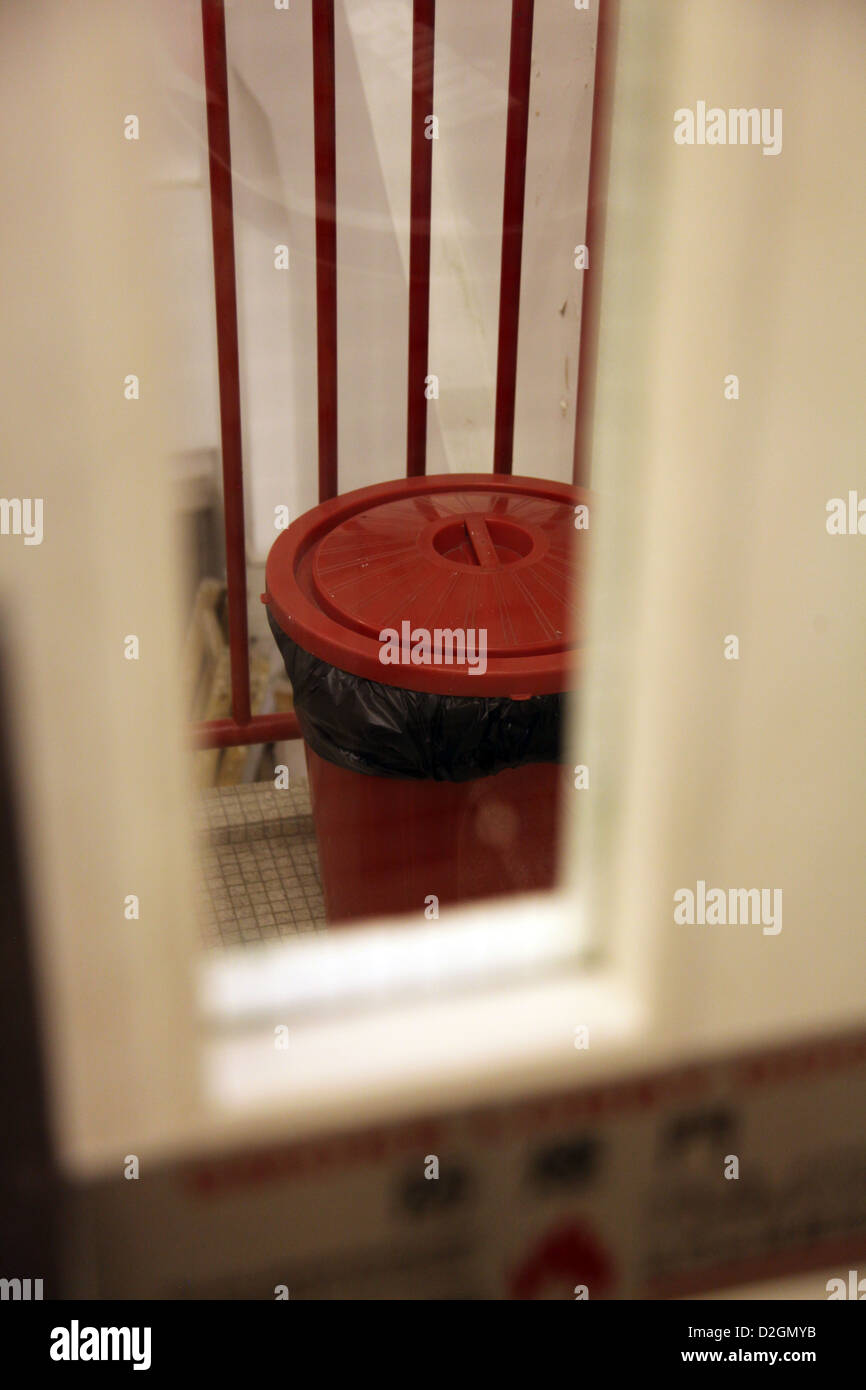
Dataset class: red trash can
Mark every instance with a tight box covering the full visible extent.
[263,473,587,924]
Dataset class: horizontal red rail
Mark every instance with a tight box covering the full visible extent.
[192,713,302,751]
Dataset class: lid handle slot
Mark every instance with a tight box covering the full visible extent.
[464,516,501,568]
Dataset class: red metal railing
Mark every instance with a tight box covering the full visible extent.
[572,0,618,488]
[196,0,300,750]
[312,0,339,503]
[194,0,613,751]
[492,0,534,477]
[405,0,436,478]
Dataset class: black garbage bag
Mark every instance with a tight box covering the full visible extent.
[267,611,565,783]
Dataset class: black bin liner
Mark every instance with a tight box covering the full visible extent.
[268,610,565,783]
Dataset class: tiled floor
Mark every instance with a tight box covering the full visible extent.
[197,782,327,948]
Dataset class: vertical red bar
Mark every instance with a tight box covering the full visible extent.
[572,0,619,488]
[406,0,436,478]
[492,0,534,476]
[312,0,338,501]
[201,0,251,724]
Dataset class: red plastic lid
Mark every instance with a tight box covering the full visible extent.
[264,473,589,696]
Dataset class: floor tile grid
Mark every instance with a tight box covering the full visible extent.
[196,781,327,948]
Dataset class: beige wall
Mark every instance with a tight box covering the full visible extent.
[575,0,866,1051]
